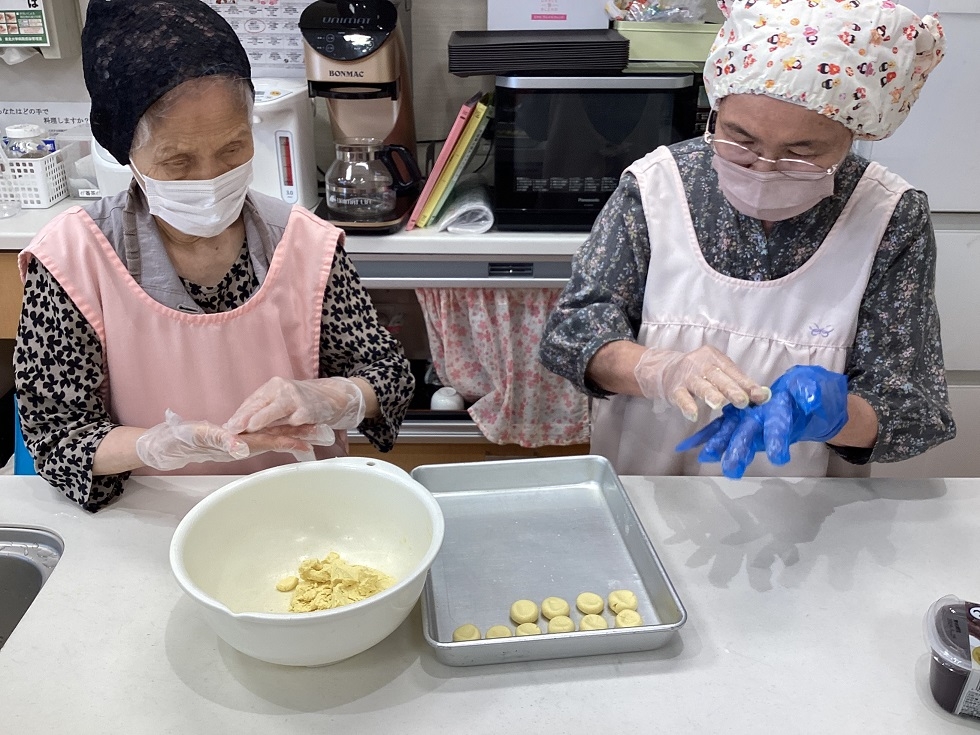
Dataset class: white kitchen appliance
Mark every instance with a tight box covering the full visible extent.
[90,78,318,208]
[251,78,318,209]
[91,136,133,196]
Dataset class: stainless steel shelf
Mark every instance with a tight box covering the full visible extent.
[350,420,486,444]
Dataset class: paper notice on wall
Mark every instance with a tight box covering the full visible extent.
[487,0,609,30]
[0,101,90,134]
[0,0,49,47]
[207,0,308,79]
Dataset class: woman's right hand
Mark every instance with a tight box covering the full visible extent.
[135,409,315,471]
[223,376,366,445]
[634,346,771,422]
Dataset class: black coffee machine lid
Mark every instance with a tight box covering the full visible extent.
[299,0,398,62]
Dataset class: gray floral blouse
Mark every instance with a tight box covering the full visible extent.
[539,137,956,465]
[16,240,414,512]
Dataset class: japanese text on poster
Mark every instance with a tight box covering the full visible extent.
[208,0,308,78]
[0,0,49,46]
[0,102,90,134]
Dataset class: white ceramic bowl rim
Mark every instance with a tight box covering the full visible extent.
[169,459,445,625]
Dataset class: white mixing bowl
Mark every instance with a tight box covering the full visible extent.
[169,457,445,666]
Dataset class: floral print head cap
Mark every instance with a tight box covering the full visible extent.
[705,0,946,140]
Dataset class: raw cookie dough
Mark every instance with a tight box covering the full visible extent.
[608,589,639,614]
[452,624,481,642]
[615,609,644,628]
[576,592,604,615]
[547,615,575,633]
[541,596,570,620]
[516,622,542,636]
[279,551,395,613]
[510,599,540,624]
[579,613,608,631]
[486,625,513,638]
[275,575,299,592]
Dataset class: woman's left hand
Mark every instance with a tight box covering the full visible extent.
[675,365,849,479]
[136,409,316,470]
[224,377,366,445]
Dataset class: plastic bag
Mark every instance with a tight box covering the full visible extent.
[605,0,709,23]
[432,175,494,235]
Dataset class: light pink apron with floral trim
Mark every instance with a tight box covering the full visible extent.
[20,205,347,475]
[591,146,910,477]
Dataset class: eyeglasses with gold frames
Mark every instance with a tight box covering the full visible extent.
[704,111,843,180]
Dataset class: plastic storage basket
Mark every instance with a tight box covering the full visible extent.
[0,148,69,208]
[612,21,722,63]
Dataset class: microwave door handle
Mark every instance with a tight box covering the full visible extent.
[495,75,695,90]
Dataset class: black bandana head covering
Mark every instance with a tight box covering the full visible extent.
[82,0,253,165]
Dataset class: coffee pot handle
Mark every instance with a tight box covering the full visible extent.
[379,145,423,195]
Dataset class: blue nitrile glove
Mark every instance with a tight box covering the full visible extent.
[676,365,849,479]
[675,403,744,463]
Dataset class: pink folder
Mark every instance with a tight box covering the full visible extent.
[406,91,483,231]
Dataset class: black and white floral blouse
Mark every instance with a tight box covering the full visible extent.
[16,234,414,512]
[539,137,955,465]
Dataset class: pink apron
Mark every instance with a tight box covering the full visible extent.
[20,205,347,475]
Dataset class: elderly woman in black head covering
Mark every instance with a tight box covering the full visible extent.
[14,0,414,511]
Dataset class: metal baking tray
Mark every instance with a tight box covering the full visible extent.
[410,455,687,666]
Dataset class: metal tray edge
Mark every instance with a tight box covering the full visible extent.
[414,456,689,667]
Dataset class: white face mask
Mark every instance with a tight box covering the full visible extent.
[130,158,253,238]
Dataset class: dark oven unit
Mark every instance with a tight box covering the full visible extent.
[493,74,704,231]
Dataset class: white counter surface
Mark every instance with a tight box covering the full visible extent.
[0,199,585,257]
[2,473,978,734]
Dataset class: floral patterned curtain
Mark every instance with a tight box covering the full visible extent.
[415,287,590,448]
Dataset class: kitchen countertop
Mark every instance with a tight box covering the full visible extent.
[0,198,586,258]
[2,472,978,734]
[2,199,974,257]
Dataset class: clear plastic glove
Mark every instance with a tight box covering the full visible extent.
[635,345,771,422]
[223,376,366,447]
[136,409,316,471]
[675,365,849,479]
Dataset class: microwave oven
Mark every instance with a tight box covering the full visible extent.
[493,74,705,231]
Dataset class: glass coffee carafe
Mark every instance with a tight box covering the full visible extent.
[325,137,421,221]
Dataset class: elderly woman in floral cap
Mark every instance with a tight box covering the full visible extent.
[541,0,954,478]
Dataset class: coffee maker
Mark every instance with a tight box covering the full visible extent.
[300,0,420,234]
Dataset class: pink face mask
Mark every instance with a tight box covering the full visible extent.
[711,153,836,222]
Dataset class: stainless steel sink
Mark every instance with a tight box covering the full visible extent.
[0,527,63,649]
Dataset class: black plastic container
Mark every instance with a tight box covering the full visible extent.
[924,595,979,718]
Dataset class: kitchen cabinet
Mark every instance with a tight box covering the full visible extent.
[0,199,75,339]
[931,226,980,370]
[0,252,22,339]
[349,437,588,472]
